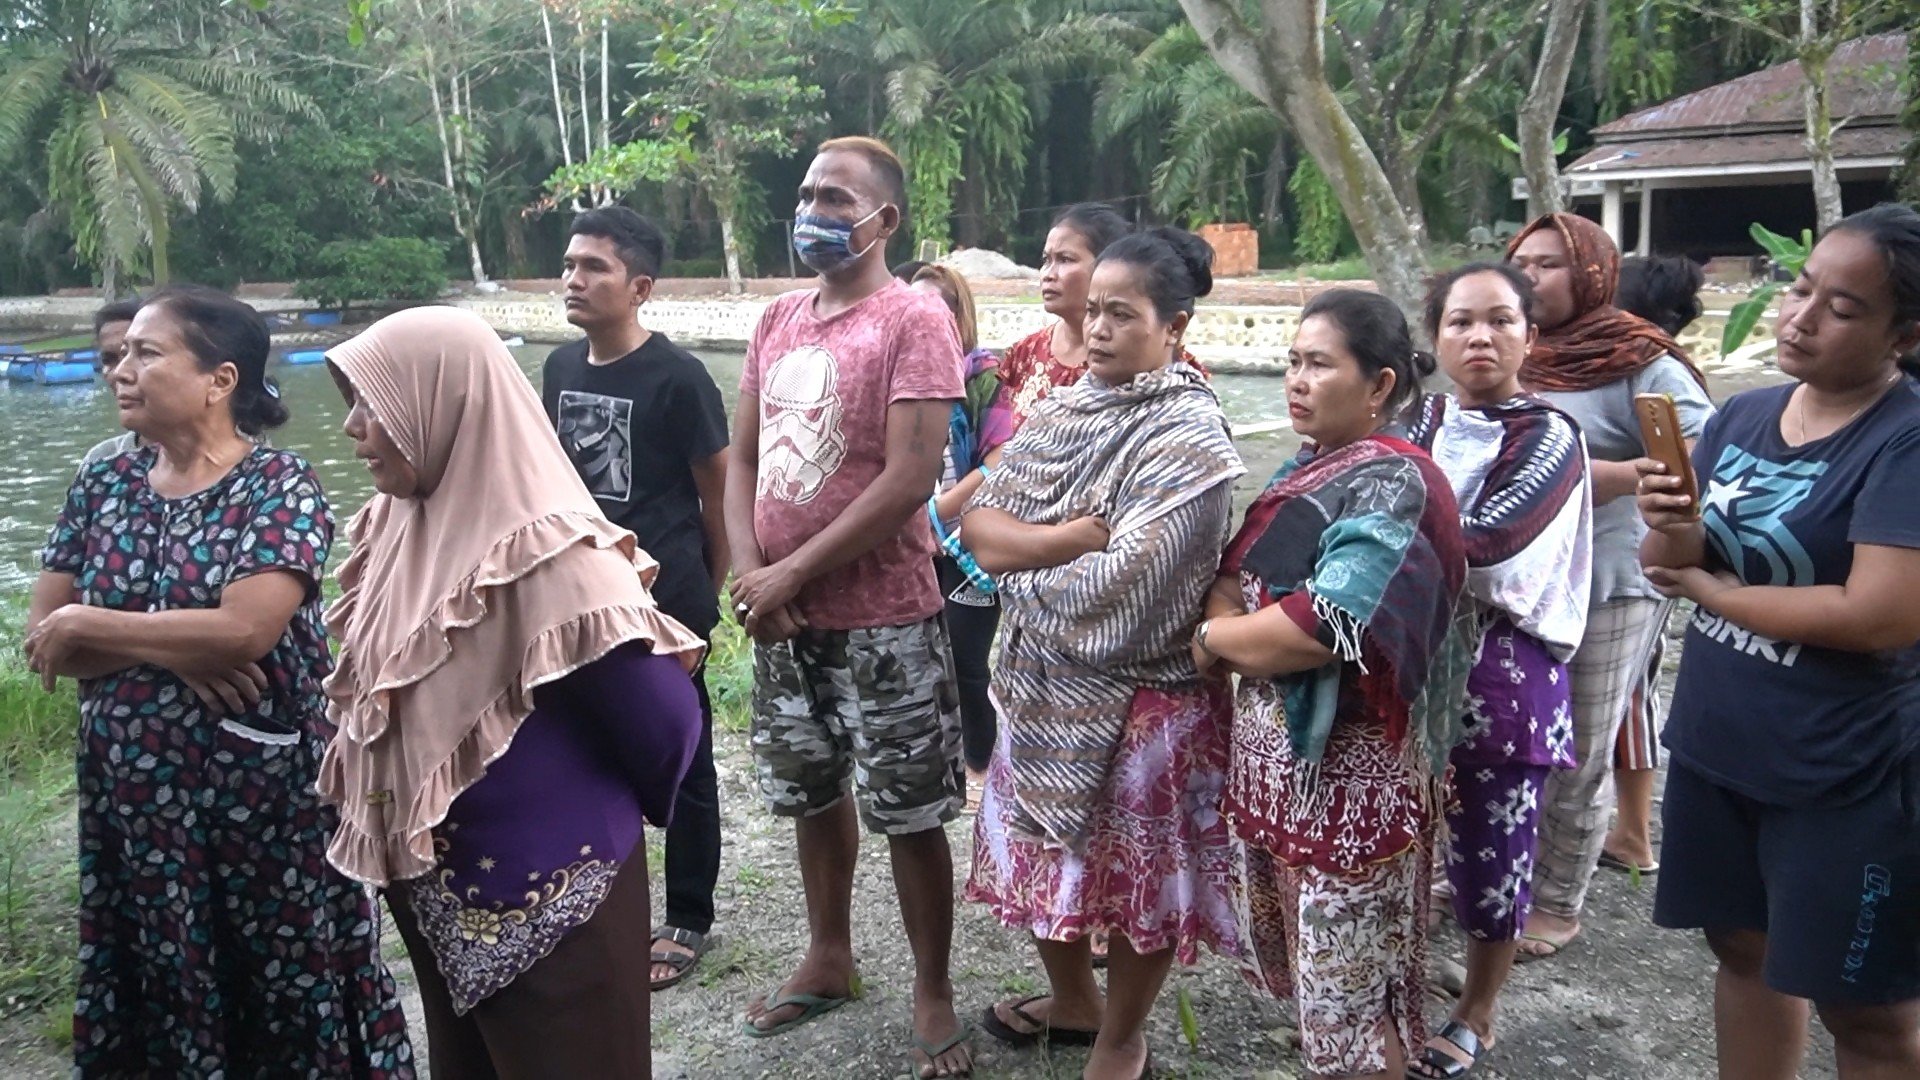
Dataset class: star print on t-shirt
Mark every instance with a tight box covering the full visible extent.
[1700,443,1828,587]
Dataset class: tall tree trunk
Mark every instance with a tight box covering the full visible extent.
[423,51,486,283]
[719,215,743,295]
[1902,30,1920,202]
[1799,0,1843,232]
[1521,0,1590,219]
[1179,0,1431,321]
[1587,0,1612,117]
[706,148,746,295]
[542,6,582,212]
[956,143,986,250]
[597,20,612,207]
[577,45,593,167]
[1385,152,1425,243]
[1262,134,1288,228]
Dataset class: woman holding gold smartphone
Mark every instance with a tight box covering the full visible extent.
[1504,214,1713,959]
[1638,204,1920,1080]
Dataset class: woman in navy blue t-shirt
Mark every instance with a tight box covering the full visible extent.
[1639,205,1920,1079]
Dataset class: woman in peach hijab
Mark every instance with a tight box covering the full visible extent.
[319,307,705,1076]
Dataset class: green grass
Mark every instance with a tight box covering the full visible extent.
[707,617,754,735]
[1267,247,1479,284]
[20,335,93,353]
[0,586,753,1046]
[1275,256,1377,282]
[0,596,80,1032]
[733,863,772,894]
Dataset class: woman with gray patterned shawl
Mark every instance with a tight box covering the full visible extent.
[962,227,1244,1080]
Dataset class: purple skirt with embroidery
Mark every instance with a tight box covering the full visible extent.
[400,642,701,1013]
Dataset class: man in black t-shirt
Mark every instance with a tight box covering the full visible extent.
[542,207,731,991]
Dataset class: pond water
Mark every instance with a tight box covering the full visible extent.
[0,344,1299,590]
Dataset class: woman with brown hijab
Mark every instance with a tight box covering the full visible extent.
[320,307,706,1076]
[1504,213,1713,960]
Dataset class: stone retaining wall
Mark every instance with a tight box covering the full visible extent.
[0,292,1750,372]
[460,294,1744,372]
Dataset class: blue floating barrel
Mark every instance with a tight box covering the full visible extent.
[0,343,26,356]
[282,348,329,365]
[5,357,40,381]
[300,310,344,327]
[34,359,96,385]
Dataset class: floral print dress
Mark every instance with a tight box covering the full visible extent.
[43,447,414,1078]
[966,683,1242,965]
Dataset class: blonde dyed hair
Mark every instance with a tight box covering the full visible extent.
[911,264,978,353]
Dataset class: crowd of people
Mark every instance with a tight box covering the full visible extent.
[18,131,1920,1080]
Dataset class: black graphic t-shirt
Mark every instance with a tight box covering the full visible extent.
[1665,380,1920,807]
[543,333,730,636]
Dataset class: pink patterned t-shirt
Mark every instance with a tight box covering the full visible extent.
[741,280,964,629]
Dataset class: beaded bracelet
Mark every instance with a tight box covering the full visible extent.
[928,497,996,594]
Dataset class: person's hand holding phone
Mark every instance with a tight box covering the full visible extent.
[1636,459,1699,532]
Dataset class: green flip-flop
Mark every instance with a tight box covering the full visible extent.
[912,1021,974,1078]
[742,987,856,1039]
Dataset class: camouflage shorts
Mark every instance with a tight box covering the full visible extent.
[750,617,964,835]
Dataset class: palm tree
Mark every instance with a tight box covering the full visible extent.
[1094,22,1284,228]
[865,0,1147,251]
[0,0,316,292]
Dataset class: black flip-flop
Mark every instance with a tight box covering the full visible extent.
[649,925,707,991]
[1597,851,1659,876]
[1407,1019,1490,1079]
[979,996,1100,1048]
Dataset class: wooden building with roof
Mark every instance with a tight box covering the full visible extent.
[1530,32,1906,258]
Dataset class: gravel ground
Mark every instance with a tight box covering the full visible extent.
[629,712,1838,1080]
[0,724,1838,1080]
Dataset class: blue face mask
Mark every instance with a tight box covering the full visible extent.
[792,205,887,273]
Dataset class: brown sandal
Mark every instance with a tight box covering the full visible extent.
[650,925,707,991]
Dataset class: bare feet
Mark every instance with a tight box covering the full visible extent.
[743,951,856,1034]
[1083,1032,1149,1079]
[912,980,973,1078]
[1515,910,1581,960]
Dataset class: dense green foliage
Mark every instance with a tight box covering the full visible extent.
[295,236,449,311]
[0,0,1899,294]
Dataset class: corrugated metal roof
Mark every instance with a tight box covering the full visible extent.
[1590,32,1905,137]
[1567,125,1905,175]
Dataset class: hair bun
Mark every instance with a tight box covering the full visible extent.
[1148,226,1215,299]
[1411,349,1439,379]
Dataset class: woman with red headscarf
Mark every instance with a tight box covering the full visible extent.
[1504,213,1713,960]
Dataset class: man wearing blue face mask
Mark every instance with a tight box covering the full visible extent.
[725,136,972,1078]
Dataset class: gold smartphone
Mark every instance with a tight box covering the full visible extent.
[1634,392,1699,518]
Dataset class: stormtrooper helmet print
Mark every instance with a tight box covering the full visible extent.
[758,345,848,504]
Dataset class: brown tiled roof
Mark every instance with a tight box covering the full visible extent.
[1567,124,1906,174]
[1589,32,1905,138]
